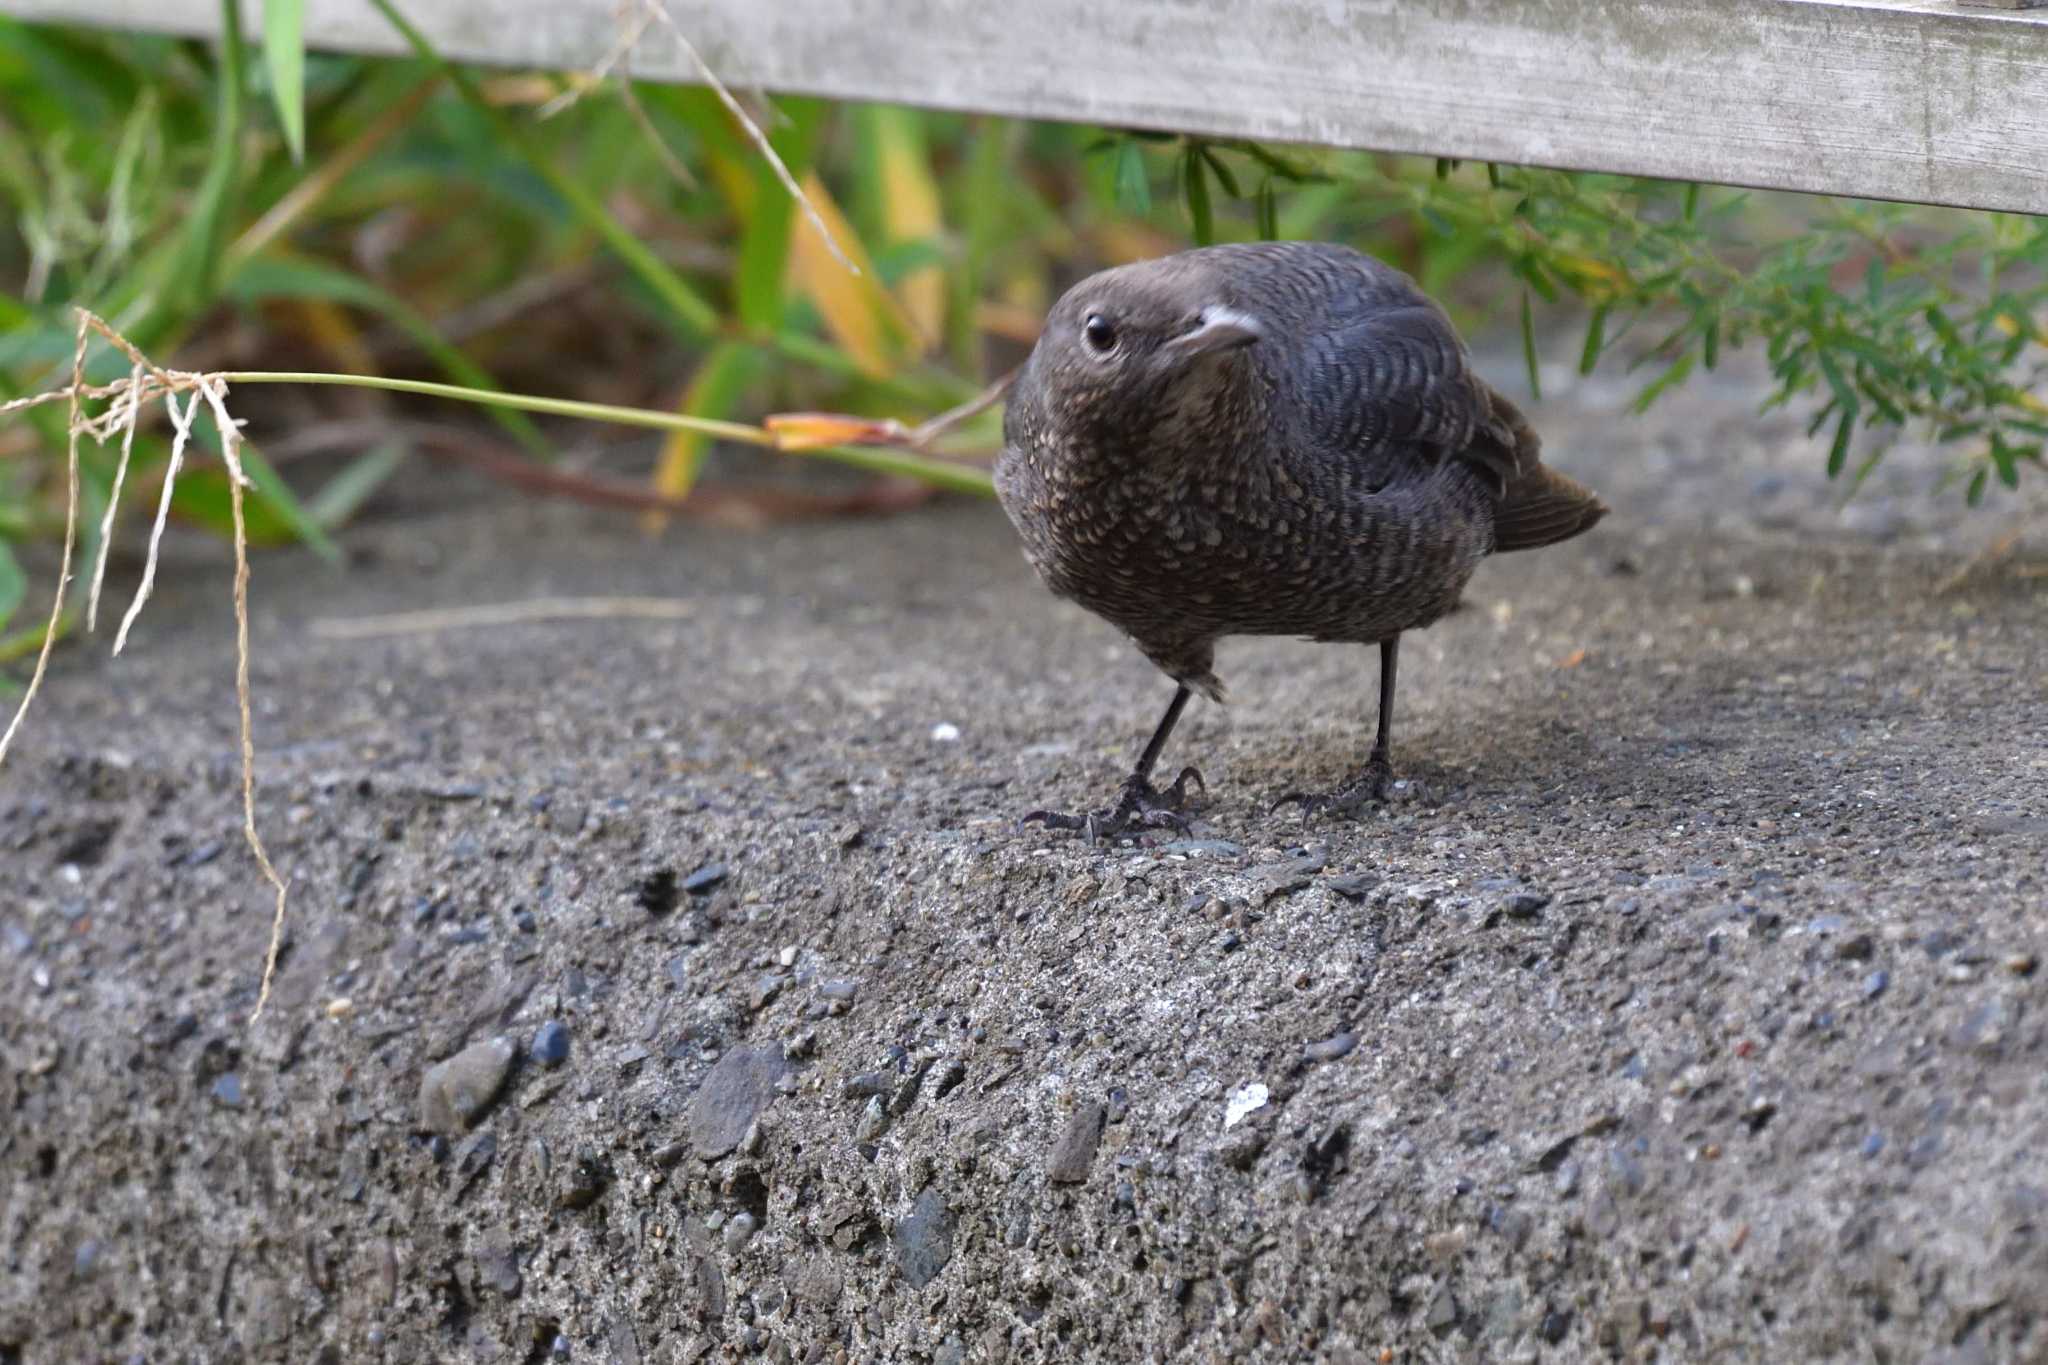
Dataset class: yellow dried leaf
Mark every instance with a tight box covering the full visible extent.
[789,173,914,378]
[765,412,896,451]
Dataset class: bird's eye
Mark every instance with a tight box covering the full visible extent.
[1082,313,1118,355]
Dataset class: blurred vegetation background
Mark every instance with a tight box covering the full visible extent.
[3,10,2045,659]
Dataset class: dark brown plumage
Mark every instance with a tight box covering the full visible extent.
[995,241,1607,836]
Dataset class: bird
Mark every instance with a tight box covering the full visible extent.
[993,240,1608,838]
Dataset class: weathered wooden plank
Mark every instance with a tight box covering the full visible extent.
[7,0,2048,214]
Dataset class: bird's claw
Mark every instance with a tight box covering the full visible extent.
[1273,757,1393,822]
[1021,766,1206,841]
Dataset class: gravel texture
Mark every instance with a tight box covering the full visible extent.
[1,351,2044,1362]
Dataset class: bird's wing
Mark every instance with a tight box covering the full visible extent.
[1289,299,1525,493]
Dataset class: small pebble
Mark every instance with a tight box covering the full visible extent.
[531,1020,570,1068]
[1861,1133,1885,1159]
[682,863,728,895]
[1046,1102,1107,1184]
[854,1095,888,1142]
[418,1036,518,1134]
[842,1072,889,1100]
[930,722,961,743]
[1160,839,1244,859]
[211,1073,242,1108]
[1863,970,1890,1000]
[1223,1082,1269,1129]
[1303,1032,1359,1063]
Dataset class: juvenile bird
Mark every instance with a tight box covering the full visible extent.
[994,241,1607,837]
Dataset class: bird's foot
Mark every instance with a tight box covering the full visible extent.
[1273,756,1395,822]
[1021,767,1206,841]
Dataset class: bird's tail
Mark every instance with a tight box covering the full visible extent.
[1492,463,1608,552]
[1480,385,1609,553]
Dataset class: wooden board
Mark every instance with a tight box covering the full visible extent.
[7,0,2048,214]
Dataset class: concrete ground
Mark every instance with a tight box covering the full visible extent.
[2,351,2044,1363]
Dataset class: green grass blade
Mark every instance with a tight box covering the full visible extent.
[1114,139,1151,218]
[0,539,26,633]
[221,430,343,564]
[1520,291,1542,401]
[307,440,406,528]
[951,116,1010,370]
[261,0,306,161]
[1256,177,1278,240]
[226,256,551,455]
[367,0,721,340]
[157,0,249,337]
[1183,149,1214,246]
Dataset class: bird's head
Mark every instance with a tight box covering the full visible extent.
[1004,256,1267,473]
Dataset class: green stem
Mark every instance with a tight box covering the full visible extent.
[214,371,997,496]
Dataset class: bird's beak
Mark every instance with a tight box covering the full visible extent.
[1169,307,1264,359]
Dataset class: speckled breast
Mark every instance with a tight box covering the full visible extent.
[1010,463,1492,649]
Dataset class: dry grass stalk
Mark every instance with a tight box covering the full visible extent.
[637,0,858,275]
[0,311,89,769]
[310,595,698,639]
[0,308,293,1025]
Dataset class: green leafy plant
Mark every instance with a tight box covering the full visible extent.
[6,13,2045,666]
[1394,162,2048,503]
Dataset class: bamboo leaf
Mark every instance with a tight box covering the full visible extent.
[1578,305,1607,376]
[1827,405,1856,477]
[1630,353,1696,414]
[1991,433,2021,489]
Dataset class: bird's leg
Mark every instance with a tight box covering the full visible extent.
[1275,637,1401,820]
[1022,685,1206,839]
